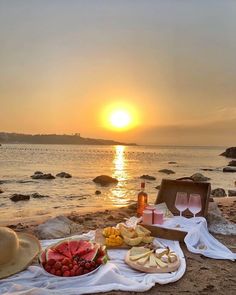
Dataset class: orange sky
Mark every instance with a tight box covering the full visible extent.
[1,1,236,145]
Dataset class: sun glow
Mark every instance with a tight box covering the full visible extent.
[109,110,131,129]
[102,102,139,131]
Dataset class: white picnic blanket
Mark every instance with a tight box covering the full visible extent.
[162,216,236,260]
[0,231,186,295]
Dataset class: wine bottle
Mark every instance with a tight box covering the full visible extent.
[137,182,148,217]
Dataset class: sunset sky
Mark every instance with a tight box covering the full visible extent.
[1,0,236,145]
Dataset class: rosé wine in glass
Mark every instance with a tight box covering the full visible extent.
[175,192,188,216]
[188,194,202,218]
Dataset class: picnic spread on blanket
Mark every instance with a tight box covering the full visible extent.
[0,179,235,294]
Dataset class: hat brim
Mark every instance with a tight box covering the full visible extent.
[0,232,41,279]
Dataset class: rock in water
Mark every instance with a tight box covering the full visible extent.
[34,171,43,175]
[223,167,236,173]
[228,160,236,167]
[190,173,210,182]
[211,188,227,197]
[56,172,72,178]
[10,194,30,202]
[220,147,236,158]
[207,202,236,235]
[93,175,118,186]
[140,175,156,180]
[158,169,175,175]
[228,190,236,197]
[31,193,50,198]
[31,172,55,179]
[35,216,82,239]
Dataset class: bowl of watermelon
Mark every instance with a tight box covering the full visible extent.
[39,239,108,277]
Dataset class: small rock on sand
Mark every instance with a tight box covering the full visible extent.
[93,175,118,186]
[223,167,236,173]
[158,169,175,175]
[168,161,177,164]
[190,173,210,182]
[211,188,227,197]
[140,175,156,180]
[10,194,30,202]
[31,172,55,179]
[56,172,72,178]
[35,215,82,239]
[95,190,101,195]
[0,188,3,194]
[228,190,236,197]
[155,185,161,190]
[207,202,236,235]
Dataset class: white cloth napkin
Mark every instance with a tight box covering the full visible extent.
[157,216,236,261]
[0,231,186,295]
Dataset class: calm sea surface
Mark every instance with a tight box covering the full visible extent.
[0,144,235,223]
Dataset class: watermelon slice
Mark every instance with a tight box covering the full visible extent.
[80,244,100,261]
[73,241,94,257]
[52,240,72,259]
[46,248,66,261]
[68,239,88,256]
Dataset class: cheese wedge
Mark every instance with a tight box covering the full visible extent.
[155,248,169,258]
[137,255,149,265]
[129,250,153,261]
[160,254,169,263]
[148,253,157,268]
[130,246,150,256]
[154,256,168,268]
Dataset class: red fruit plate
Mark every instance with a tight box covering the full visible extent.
[40,261,102,278]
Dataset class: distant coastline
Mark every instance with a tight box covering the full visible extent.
[0,132,136,146]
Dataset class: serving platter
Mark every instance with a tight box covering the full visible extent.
[125,250,181,273]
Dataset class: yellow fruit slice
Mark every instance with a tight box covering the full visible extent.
[103,227,120,237]
[119,225,137,238]
[141,236,154,243]
[135,225,151,236]
[123,236,143,246]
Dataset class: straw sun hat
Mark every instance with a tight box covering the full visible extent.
[0,227,41,279]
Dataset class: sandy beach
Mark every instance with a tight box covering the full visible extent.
[5,200,236,295]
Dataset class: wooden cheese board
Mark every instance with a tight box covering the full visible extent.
[125,250,181,273]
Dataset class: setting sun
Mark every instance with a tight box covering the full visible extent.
[109,110,131,129]
[101,102,139,132]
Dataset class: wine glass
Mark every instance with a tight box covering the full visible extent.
[175,192,188,216]
[188,194,202,218]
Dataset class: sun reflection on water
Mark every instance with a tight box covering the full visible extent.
[110,145,131,206]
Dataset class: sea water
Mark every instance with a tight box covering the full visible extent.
[0,144,235,223]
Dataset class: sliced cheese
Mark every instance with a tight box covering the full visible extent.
[137,255,149,265]
[130,246,150,256]
[160,254,169,263]
[155,256,168,268]
[155,248,169,258]
[168,254,177,263]
[148,253,157,268]
[129,250,153,261]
